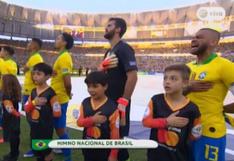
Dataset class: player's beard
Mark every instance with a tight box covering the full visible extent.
[104,29,115,40]
[190,43,208,56]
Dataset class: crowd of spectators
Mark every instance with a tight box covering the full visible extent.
[1,39,234,74]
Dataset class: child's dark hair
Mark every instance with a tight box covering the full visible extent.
[2,46,14,56]
[33,63,53,76]
[32,38,43,49]
[2,74,21,102]
[164,64,191,80]
[62,32,74,50]
[85,71,108,86]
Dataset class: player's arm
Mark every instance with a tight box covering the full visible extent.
[3,99,20,117]
[61,56,73,98]
[109,110,120,161]
[142,100,167,128]
[183,73,213,95]
[63,74,72,98]
[117,46,138,126]
[122,70,137,99]
[221,60,234,113]
[50,96,61,117]
[77,105,94,127]
[224,83,234,113]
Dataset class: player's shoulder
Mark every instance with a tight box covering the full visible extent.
[33,53,43,60]
[215,56,233,65]
[58,51,72,61]
[118,41,134,52]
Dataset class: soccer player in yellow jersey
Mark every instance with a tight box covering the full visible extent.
[0,46,17,76]
[51,33,73,161]
[186,28,234,161]
[23,38,43,158]
[23,38,43,104]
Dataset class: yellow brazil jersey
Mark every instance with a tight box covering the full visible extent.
[187,53,234,138]
[0,58,4,74]
[51,50,73,104]
[0,58,17,89]
[1,58,17,75]
[0,58,4,86]
[23,52,43,95]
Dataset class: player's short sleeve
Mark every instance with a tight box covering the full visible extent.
[118,44,138,72]
[60,54,73,75]
[220,59,234,87]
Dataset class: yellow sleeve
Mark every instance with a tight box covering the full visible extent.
[60,54,73,76]
[220,59,234,87]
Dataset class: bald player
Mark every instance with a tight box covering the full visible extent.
[185,28,234,161]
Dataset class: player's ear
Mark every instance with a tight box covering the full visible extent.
[210,39,219,47]
[115,27,121,35]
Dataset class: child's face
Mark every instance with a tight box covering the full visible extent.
[32,70,49,85]
[163,70,187,94]
[87,83,107,100]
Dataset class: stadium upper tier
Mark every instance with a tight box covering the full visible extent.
[1,0,234,40]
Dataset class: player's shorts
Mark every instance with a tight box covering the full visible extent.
[191,135,226,161]
[22,95,29,106]
[53,103,68,129]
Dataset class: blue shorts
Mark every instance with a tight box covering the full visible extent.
[191,135,226,161]
[22,95,29,106]
[53,103,68,129]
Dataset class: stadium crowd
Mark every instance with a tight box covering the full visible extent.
[0,39,234,74]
